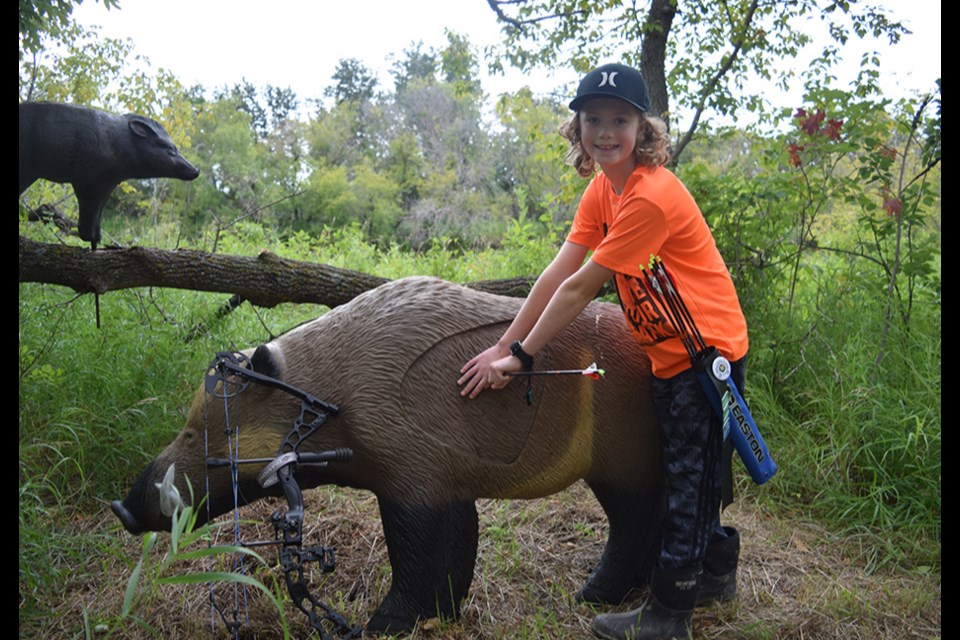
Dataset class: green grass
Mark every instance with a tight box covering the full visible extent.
[19,217,940,637]
[746,273,940,569]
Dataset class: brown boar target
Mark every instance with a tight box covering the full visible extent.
[112,277,665,634]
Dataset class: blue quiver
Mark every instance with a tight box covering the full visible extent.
[694,348,777,485]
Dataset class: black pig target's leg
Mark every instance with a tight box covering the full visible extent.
[578,483,663,604]
[367,498,478,635]
[72,184,110,245]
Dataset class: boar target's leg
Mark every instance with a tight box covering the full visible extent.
[577,483,662,605]
[367,498,479,634]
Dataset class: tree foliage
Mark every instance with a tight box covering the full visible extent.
[487,0,908,162]
[325,57,378,105]
[678,84,940,370]
[391,41,437,93]
[19,0,118,59]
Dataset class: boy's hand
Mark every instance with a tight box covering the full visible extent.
[458,343,508,398]
[487,355,522,390]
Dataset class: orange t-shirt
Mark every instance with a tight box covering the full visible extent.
[567,165,749,378]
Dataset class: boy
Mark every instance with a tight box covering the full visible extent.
[459,63,747,639]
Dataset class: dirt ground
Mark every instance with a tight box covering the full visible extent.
[38,482,940,639]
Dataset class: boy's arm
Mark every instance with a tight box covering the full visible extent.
[458,241,589,398]
[486,258,614,388]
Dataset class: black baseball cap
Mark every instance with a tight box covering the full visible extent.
[569,63,650,113]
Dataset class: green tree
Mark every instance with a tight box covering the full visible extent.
[19,0,118,60]
[487,0,907,162]
[391,41,438,93]
[212,80,267,138]
[188,99,262,224]
[325,57,378,105]
[383,130,427,208]
[266,84,299,128]
[296,163,402,240]
[440,30,482,98]
[494,88,576,224]
[215,81,300,140]
[309,97,389,169]
[20,21,132,104]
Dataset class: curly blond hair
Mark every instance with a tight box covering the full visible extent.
[559,109,671,177]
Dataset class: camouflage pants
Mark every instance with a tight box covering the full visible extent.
[652,358,746,570]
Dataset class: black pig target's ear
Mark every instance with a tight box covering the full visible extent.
[128,116,159,139]
[251,344,282,380]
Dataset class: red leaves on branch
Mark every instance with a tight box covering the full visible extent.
[800,109,825,135]
[788,144,805,167]
[876,149,901,218]
[791,106,903,220]
[788,108,844,167]
[882,190,903,218]
[825,118,844,141]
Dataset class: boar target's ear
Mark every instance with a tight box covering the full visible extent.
[251,344,283,380]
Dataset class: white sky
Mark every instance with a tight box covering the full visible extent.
[71,0,573,103]
[71,0,940,116]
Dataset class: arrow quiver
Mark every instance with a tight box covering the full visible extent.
[692,347,777,485]
[640,258,778,485]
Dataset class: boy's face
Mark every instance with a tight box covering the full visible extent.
[579,97,642,173]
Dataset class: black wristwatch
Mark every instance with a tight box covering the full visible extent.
[509,340,534,371]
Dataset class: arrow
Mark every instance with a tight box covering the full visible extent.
[507,362,605,380]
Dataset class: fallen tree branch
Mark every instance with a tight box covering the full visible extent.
[18,236,537,308]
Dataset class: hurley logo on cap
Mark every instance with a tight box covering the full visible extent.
[597,71,619,88]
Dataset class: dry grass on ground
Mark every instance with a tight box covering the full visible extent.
[36,483,940,640]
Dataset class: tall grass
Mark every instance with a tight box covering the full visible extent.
[745,264,940,569]
[18,218,565,628]
[19,216,940,634]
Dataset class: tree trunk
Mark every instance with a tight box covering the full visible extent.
[639,0,676,123]
[18,236,537,308]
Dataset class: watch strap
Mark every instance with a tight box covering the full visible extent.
[509,340,534,371]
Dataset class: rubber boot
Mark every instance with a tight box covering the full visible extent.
[591,566,700,640]
[696,526,739,607]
